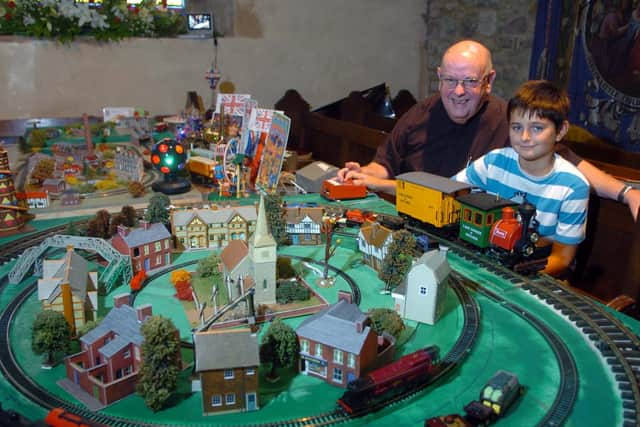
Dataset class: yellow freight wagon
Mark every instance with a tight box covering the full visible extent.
[187,156,217,180]
[395,172,472,228]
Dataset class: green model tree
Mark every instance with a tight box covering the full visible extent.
[196,252,222,279]
[31,310,72,366]
[145,193,171,226]
[379,229,418,292]
[264,194,288,245]
[259,318,299,381]
[368,308,405,340]
[137,315,181,412]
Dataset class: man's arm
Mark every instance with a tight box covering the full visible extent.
[336,161,397,194]
[576,160,639,222]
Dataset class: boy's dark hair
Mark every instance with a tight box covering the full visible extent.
[507,80,570,130]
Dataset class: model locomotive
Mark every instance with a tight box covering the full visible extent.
[337,345,440,415]
[396,172,548,273]
[425,370,522,427]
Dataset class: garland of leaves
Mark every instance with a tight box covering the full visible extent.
[0,0,186,43]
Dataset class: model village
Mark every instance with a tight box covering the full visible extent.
[0,91,636,427]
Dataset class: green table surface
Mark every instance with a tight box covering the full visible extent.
[0,193,637,427]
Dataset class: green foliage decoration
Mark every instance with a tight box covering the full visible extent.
[0,0,187,43]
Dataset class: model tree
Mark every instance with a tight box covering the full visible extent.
[379,229,418,292]
[196,252,222,279]
[30,158,55,185]
[109,205,138,236]
[264,194,288,245]
[144,193,171,226]
[367,308,405,340]
[170,269,193,301]
[259,318,299,381]
[31,310,72,366]
[321,216,341,280]
[87,209,111,239]
[128,181,146,198]
[137,316,181,412]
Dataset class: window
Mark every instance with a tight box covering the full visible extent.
[124,365,131,375]
[486,213,494,226]
[116,369,123,379]
[463,208,471,222]
[225,393,236,405]
[263,279,267,289]
[144,245,149,255]
[347,353,356,368]
[224,369,234,379]
[164,239,169,249]
[155,241,162,252]
[474,213,483,226]
[211,394,222,406]
[246,367,255,375]
[300,339,309,353]
[133,247,140,257]
[333,349,343,364]
[156,255,161,265]
[315,343,323,358]
[124,349,131,359]
[420,286,427,295]
[332,367,343,383]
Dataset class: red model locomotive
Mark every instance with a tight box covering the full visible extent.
[338,345,440,415]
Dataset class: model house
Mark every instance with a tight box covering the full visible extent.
[64,294,173,406]
[193,328,259,415]
[392,248,451,325]
[42,178,66,196]
[110,221,171,273]
[37,246,98,336]
[357,221,393,272]
[296,299,382,388]
[285,205,324,245]
[171,205,258,250]
[16,191,50,209]
[114,146,144,182]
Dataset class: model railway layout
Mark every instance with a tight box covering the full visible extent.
[1,203,639,425]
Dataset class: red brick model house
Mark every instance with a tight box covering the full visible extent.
[285,206,324,245]
[357,221,393,272]
[110,221,171,273]
[64,294,165,406]
[194,328,260,415]
[296,299,392,388]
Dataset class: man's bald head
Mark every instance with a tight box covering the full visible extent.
[441,40,493,75]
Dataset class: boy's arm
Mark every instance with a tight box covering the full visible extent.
[543,241,578,277]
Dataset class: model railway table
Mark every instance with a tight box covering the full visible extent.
[0,193,638,427]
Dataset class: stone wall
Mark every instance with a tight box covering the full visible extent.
[421,0,538,100]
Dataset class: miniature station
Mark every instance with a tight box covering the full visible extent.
[0,31,639,427]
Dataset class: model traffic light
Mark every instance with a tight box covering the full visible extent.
[150,138,191,195]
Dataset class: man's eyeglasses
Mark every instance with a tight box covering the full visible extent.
[439,75,487,90]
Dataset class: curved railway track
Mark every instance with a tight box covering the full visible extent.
[412,225,640,427]
[0,257,481,426]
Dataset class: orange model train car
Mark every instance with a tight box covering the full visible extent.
[321,178,367,201]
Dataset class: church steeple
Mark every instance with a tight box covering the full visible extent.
[252,195,276,248]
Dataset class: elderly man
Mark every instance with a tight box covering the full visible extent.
[337,40,639,221]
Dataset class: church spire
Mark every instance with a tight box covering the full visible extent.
[252,195,276,248]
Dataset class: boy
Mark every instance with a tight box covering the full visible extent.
[453,80,590,277]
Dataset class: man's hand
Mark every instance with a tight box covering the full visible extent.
[337,162,362,182]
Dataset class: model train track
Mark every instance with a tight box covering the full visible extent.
[457,271,578,427]
[0,259,481,426]
[410,225,640,427]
